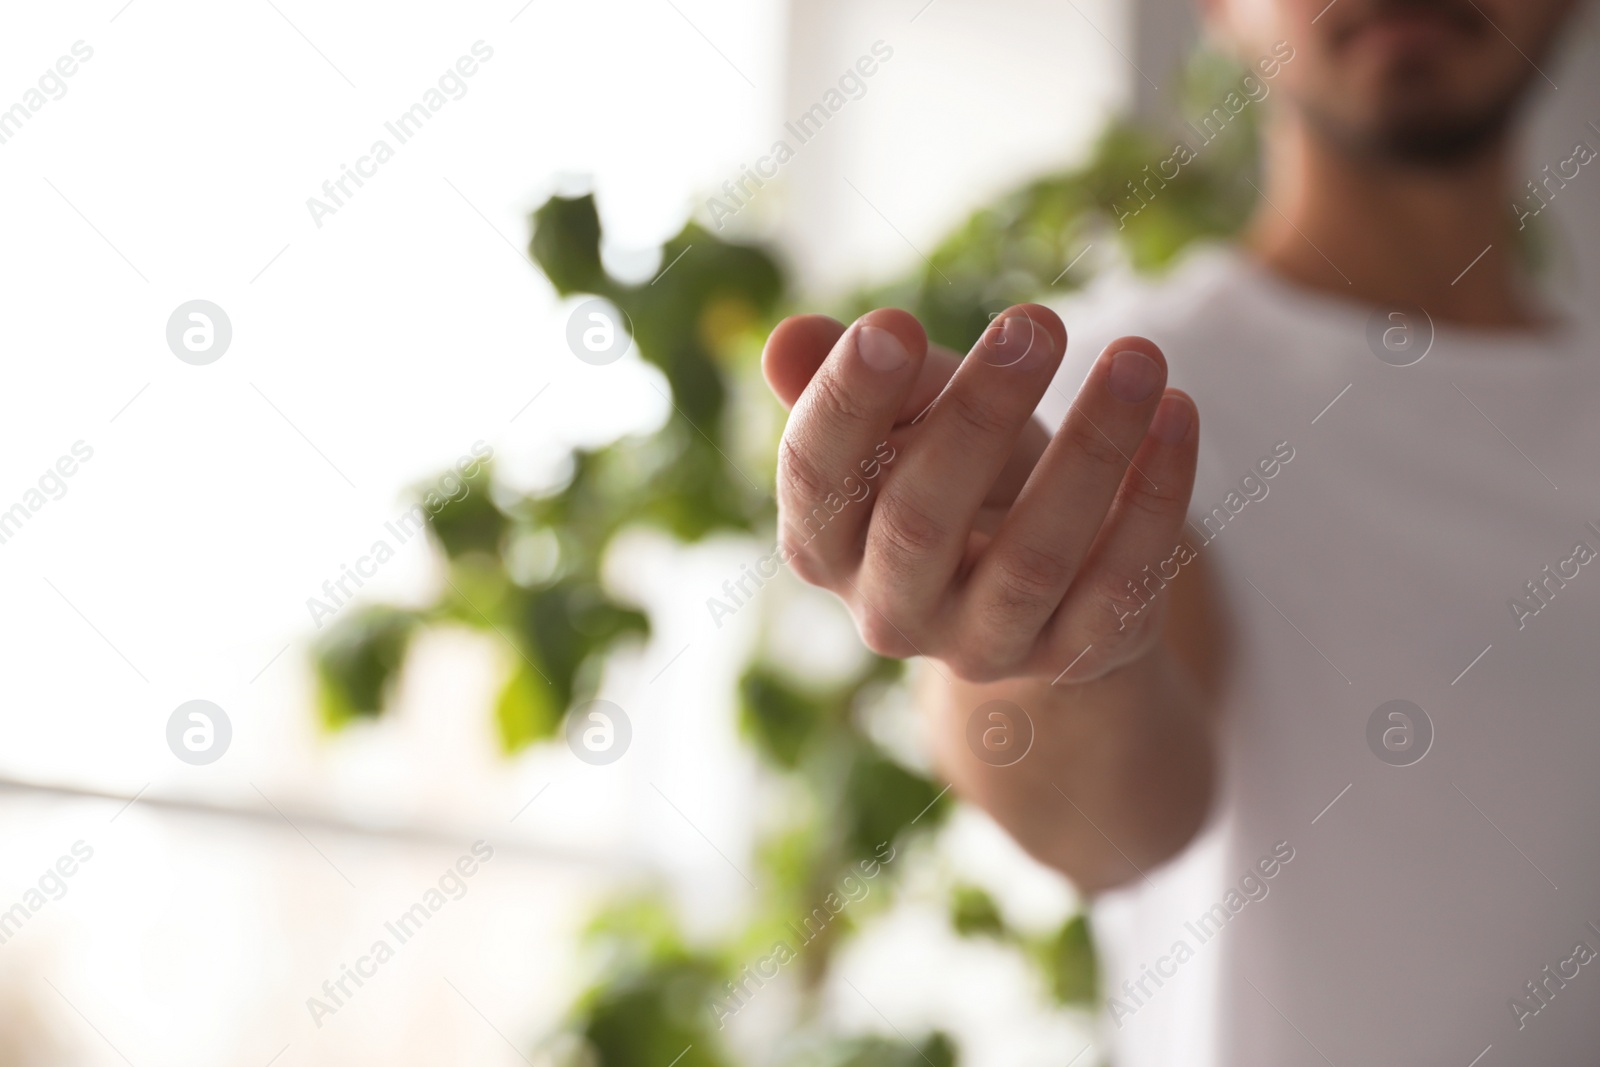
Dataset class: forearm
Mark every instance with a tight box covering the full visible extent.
[926,643,1215,895]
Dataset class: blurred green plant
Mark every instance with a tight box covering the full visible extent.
[311,46,1264,1067]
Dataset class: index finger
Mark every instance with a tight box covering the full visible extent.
[764,313,967,427]
[775,309,928,582]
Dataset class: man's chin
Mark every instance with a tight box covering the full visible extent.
[1305,98,1518,168]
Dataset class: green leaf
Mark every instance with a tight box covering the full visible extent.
[506,580,649,717]
[784,1032,958,1067]
[842,749,949,862]
[579,959,733,1067]
[572,899,734,1067]
[426,465,505,560]
[530,193,608,296]
[738,665,826,769]
[494,660,561,752]
[950,885,1005,939]
[313,607,419,727]
[1042,913,1098,1006]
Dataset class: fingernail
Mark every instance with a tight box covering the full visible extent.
[856,325,908,372]
[1150,395,1193,444]
[1108,350,1161,404]
[993,314,1049,365]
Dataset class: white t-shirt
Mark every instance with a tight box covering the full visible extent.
[1039,246,1600,1066]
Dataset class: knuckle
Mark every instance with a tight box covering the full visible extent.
[856,608,916,659]
[1119,476,1187,523]
[942,643,1010,685]
[942,388,1016,442]
[1047,568,1169,681]
[777,537,830,587]
[777,435,837,510]
[870,489,949,567]
[1058,416,1129,471]
[776,441,855,587]
[959,624,1048,680]
[807,368,877,430]
[987,541,1075,614]
[1090,612,1158,669]
[1082,568,1163,643]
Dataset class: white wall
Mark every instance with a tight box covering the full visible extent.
[754,0,1132,296]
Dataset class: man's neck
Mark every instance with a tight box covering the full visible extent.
[1245,113,1538,328]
